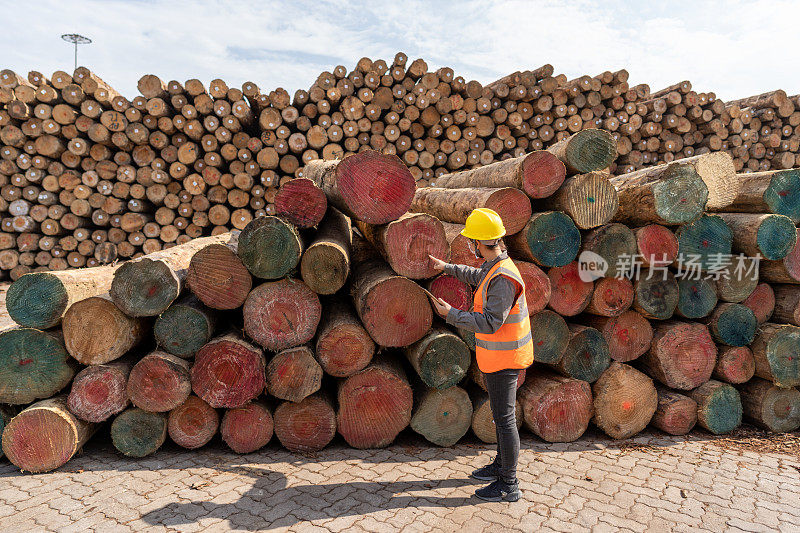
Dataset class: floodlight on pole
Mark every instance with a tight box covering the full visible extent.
[61,34,92,71]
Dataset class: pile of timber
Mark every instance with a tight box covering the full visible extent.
[0,57,798,281]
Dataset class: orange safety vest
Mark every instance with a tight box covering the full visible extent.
[474,258,534,373]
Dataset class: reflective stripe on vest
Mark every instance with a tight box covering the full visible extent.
[473,257,534,373]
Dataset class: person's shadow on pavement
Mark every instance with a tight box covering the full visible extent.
[140,464,479,531]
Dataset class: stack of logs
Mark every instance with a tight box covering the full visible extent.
[0,56,798,280]
[1,141,800,474]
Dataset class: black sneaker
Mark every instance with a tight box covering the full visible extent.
[475,479,521,502]
[471,463,499,481]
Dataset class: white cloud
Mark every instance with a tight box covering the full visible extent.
[1,0,798,101]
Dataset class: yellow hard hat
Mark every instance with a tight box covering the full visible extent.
[461,208,506,241]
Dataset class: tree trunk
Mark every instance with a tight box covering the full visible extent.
[274,392,337,452]
[513,260,551,314]
[265,345,323,402]
[709,169,800,223]
[110,407,167,457]
[236,216,303,280]
[404,326,471,390]
[243,278,321,351]
[191,332,266,408]
[741,283,775,324]
[689,380,742,434]
[442,222,482,268]
[67,360,132,422]
[638,320,716,389]
[315,297,374,377]
[634,224,678,267]
[704,303,757,347]
[0,327,75,404]
[650,386,697,435]
[300,207,351,294]
[220,400,273,453]
[591,362,657,439]
[538,172,618,229]
[517,369,593,442]
[675,214,733,271]
[716,213,796,260]
[410,385,472,447]
[6,264,119,329]
[153,296,216,358]
[738,377,800,433]
[62,296,146,365]
[582,223,637,279]
[274,177,328,228]
[546,128,616,174]
[337,355,413,449]
[2,396,96,472]
[410,186,532,235]
[128,350,192,412]
[675,278,718,319]
[633,270,678,320]
[750,323,800,388]
[304,150,415,224]
[186,231,253,310]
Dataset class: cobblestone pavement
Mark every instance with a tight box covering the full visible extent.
[1,429,799,532]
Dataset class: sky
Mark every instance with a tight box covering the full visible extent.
[2,0,799,101]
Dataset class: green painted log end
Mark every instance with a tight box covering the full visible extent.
[154,304,215,358]
[0,328,74,404]
[764,169,800,223]
[6,273,68,329]
[714,304,757,347]
[531,310,569,364]
[676,214,733,270]
[564,129,617,173]
[757,214,797,260]
[110,408,167,457]
[237,216,302,279]
[652,167,708,224]
[676,278,717,319]
[419,335,470,389]
[110,258,180,317]
[527,212,581,267]
[701,384,742,435]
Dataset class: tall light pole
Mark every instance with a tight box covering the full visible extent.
[61,34,92,71]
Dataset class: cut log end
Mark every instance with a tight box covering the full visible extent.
[220,401,273,453]
[274,393,337,452]
[6,273,68,329]
[521,151,566,198]
[553,325,611,383]
[192,334,266,408]
[510,211,581,268]
[714,346,755,384]
[405,328,471,390]
[518,371,593,442]
[128,351,192,412]
[237,216,302,280]
[651,387,697,435]
[0,327,74,405]
[381,213,449,279]
[643,321,716,390]
[274,177,328,228]
[471,391,523,444]
[690,380,742,435]
[187,243,253,310]
[592,362,657,439]
[244,279,321,352]
[530,310,569,364]
[63,296,145,365]
[315,302,375,378]
[154,301,215,358]
[428,275,472,311]
[168,395,219,449]
[67,363,130,422]
[740,378,800,433]
[111,408,168,457]
[266,346,323,402]
[410,386,472,447]
[336,151,416,224]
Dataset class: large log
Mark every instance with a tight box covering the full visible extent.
[547,261,593,316]
[710,169,800,223]
[771,284,800,326]
[431,151,566,199]
[274,393,337,452]
[529,309,569,364]
[110,232,237,316]
[705,303,757,347]
[633,270,679,320]
[760,228,800,284]
[650,386,697,435]
[0,327,75,404]
[738,378,800,433]
[410,385,472,447]
[274,177,328,228]
[315,298,374,377]
[505,212,581,267]
[350,256,432,347]
[675,278,717,319]
[742,283,775,324]
[581,223,637,279]
[513,260,551,314]
[2,396,95,473]
[539,172,618,229]
[689,380,742,435]
[546,128,617,174]
[243,278,321,351]
[304,151,415,224]
[634,224,678,267]
[300,207,351,295]
[517,369,593,442]
[127,350,192,412]
[265,345,323,402]
[153,296,216,358]
[750,323,800,388]
[337,355,413,449]
[356,212,449,279]
[470,389,523,444]
[639,319,717,390]
[675,214,733,271]
[67,361,131,422]
[167,395,219,449]
[716,213,796,261]
[220,400,273,453]
[410,187,532,235]
[609,162,708,226]
[110,407,168,457]
[548,324,610,383]
[186,233,252,310]
[592,362,657,439]
[191,333,266,408]
[6,264,118,329]
[404,326,470,389]
[579,310,652,362]
[62,296,146,365]
[427,274,473,311]
[713,346,755,385]
[236,216,303,280]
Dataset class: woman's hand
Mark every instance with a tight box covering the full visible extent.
[428,294,452,318]
[429,254,447,273]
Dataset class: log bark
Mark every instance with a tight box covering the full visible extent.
[1,396,96,472]
[711,169,800,223]
[337,355,413,448]
[6,264,119,329]
[62,296,146,365]
[167,395,219,449]
[191,332,266,408]
[110,407,167,457]
[220,400,273,453]
[404,326,470,389]
[265,345,323,402]
[431,150,566,199]
[304,151,415,224]
[67,360,131,422]
[517,369,593,442]
[410,385,472,447]
[274,392,337,452]
[592,362,657,439]
[300,207,351,294]
[716,213,796,261]
[0,327,74,404]
[738,377,800,433]
[689,380,742,434]
[410,186,532,235]
[650,386,697,435]
[243,278,321,351]
[638,320,716,389]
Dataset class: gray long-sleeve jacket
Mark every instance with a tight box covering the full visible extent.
[443,252,519,335]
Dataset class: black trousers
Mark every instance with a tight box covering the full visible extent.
[483,368,520,484]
